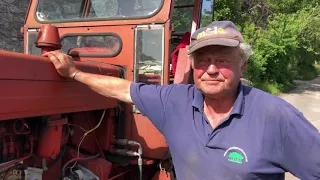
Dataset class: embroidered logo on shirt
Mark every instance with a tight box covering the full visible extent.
[224,146,248,164]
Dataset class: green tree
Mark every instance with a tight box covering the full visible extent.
[201,0,243,27]
[171,0,194,32]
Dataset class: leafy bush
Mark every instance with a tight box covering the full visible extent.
[255,81,281,95]
[296,64,318,80]
[316,64,320,75]
[200,1,319,93]
[242,5,319,92]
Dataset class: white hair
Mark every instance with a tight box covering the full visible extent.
[188,42,253,67]
[239,42,253,63]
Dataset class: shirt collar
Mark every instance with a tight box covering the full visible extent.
[192,82,245,116]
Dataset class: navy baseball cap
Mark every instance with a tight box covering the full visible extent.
[187,21,244,55]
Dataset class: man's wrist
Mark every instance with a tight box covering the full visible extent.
[71,71,80,80]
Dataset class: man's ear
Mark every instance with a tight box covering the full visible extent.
[241,60,248,72]
[240,60,248,78]
[188,54,194,69]
[190,59,194,69]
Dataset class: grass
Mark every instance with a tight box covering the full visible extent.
[281,82,296,92]
[254,81,296,95]
[253,63,320,95]
[255,82,281,95]
[298,70,318,80]
[250,63,320,95]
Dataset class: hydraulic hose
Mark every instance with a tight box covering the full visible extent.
[114,149,142,180]
[138,154,142,180]
[115,139,143,179]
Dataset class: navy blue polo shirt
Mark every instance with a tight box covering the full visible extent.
[130,82,320,180]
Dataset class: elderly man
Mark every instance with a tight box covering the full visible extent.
[45,21,320,180]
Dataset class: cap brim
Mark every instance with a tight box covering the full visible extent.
[188,38,240,55]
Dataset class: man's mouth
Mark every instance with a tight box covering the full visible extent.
[203,80,222,85]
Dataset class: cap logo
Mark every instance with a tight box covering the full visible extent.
[197,26,225,40]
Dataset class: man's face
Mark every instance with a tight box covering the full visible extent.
[192,45,246,98]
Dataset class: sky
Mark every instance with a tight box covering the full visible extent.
[202,0,213,13]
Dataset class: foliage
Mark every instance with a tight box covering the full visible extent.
[171,0,194,32]
[198,0,320,94]
[297,66,318,81]
[255,81,281,95]
[265,0,319,14]
[316,64,320,75]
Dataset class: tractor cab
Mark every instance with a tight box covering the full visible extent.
[25,0,204,85]
[13,0,210,179]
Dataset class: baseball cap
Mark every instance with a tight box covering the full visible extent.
[187,21,244,55]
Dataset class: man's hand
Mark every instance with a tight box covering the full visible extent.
[43,50,133,104]
[43,50,79,79]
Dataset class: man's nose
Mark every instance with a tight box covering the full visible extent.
[207,62,219,75]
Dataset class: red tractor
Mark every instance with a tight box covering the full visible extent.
[0,0,205,179]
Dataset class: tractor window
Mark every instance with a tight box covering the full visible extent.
[133,25,164,113]
[27,30,42,55]
[174,0,194,6]
[171,0,194,33]
[60,34,122,57]
[134,25,164,85]
[169,0,194,78]
[35,0,163,22]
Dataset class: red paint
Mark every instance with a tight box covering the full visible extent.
[0,50,120,121]
[0,135,33,170]
[68,112,100,154]
[171,32,191,76]
[64,148,113,179]
[97,110,115,151]
[81,157,113,180]
[173,48,192,84]
[35,24,62,53]
[37,118,67,158]
[151,170,175,180]
[14,119,31,135]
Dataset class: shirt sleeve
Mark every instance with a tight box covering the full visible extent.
[280,104,320,179]
[130,82,173,132]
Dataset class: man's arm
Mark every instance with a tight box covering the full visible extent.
[43,50,133,104]
[73,72,132,103]
[280,105,320,179]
